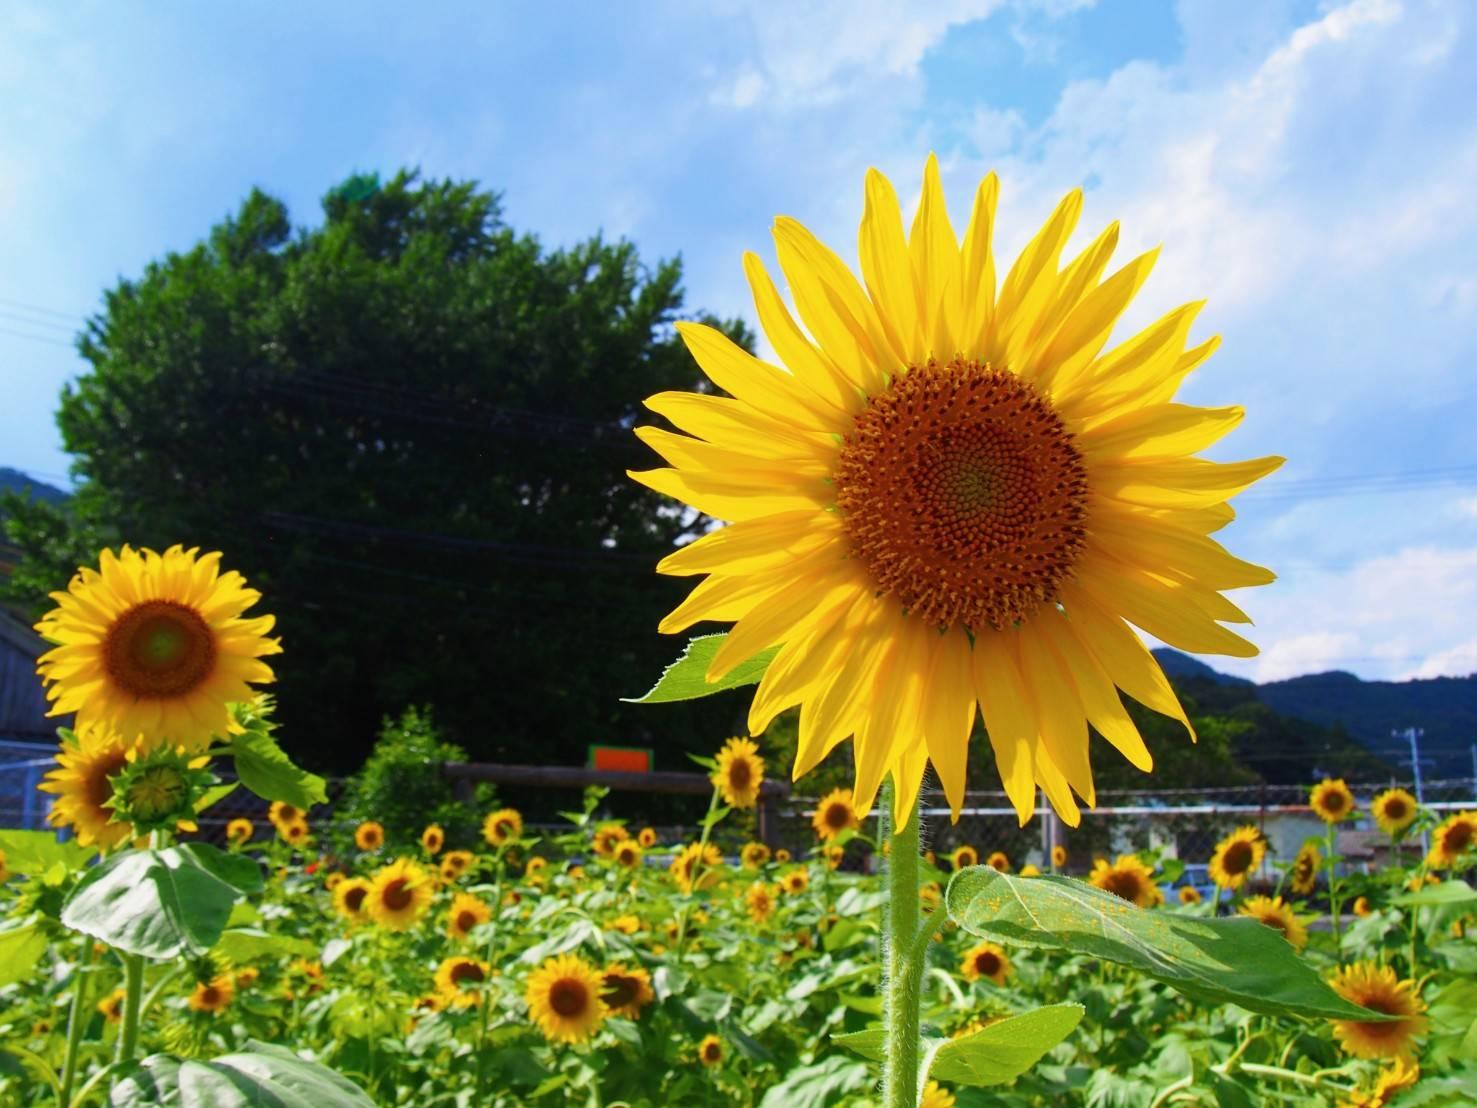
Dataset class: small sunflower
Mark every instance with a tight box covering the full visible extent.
[1352,896,1372,918]
[324,871,344,890]
[1310,778,1356,823]
[1088,854,1159,907]
[524,856,549,881]
[951,844,980,870]
[1051,844,1068,869]
[811,788,860,842]
[592,823,628,858]
[607,914,643,935]
[1344,1058,1420,1108]
[1178,885,1202,905]
[420,824,444,854]
[354,821,385,852]
[267,801,301,828]
[823,843,845,871]
[1371,789,1418,838]
[959,940,1011,984]
[712,736,765,809]
[483,808,523,848]
[365,858,433,931]
[1018,863,1041,877]
[774,848,792,864]
[746,881,777,923]
[233,966,259,989]
[600,963,655,1019]
[332,876,372,922]
[1328,962,1427,1060]
[986,850,1010,873]
[1208,825,1265,890]
[278,818,309,847]
[920,881,942,913]
[187,973,236,1014]
[225,818,254,845]
[525,953,607,1044]
[741,841,771,869]
[97,987,126,1023]
[34,545,280,748]
[39,727,137,849]
[1289,842,1320,897]
[697,1033,724,1068]
[1426,811,1476,868]
[447,892,492,941]
[780,867,810,895]
[637,827,657,848]
[921,1080,957,1108]
[669,842,723,893]
[613,840,643,868]
[1238,895,1307,949]
[434,956,490,1007]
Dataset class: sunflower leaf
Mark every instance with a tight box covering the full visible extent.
[0,830,96,878]
[0,915,49,989]
[623,634,778,703]
[927,1003,1084,1087]
[945,867,1387,1021]
[227,729,328,808]
[110,1041,375,1107]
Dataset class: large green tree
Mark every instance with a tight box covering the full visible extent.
[11,171,754,773]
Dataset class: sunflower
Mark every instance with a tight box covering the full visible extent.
[600,963,655,1019]
[920,882,942,913]
[1310,779,1356,823]
[226,818,254,845]
[592,823,628,858]
[421,824,445,854]
[823,843,845,871]
[741,841,772,869]
[267,800,300,827]
[1238,895,1307,950]
[631,158,1279,829]
[434,956,490,1007]
[697,1033,724,1068]
[959,940,1011,984]
[524,856,548,881]
[712,736,765,809]
[97,987,126,1023]
[1352,896,1372,918]
[38,727,136,849]
[774,848,792,864]
[1289,842,1321,897]
[921,1082,957,1108]
[1208,826,1265,890]
[1019,863,1041,877]
[951,845,979,870]
[354,821,385,851]
[1370,789,1418,838]
[279,818,309,847]
[637,827,658,848]
[746,881,777,923]
[332,876,372,922]
[608,914,643,935]
[1051,844,1068,869]
[483,808,523,848]
[187,973,236,1014]
[669,842,723,893]
[525,953,607,1044]
[1088,854,1159,907]
[780,868,810,895]
[234,966,259,989]
[34,546,280,748]
[613,841,643,868]
[807,788,857,842]
[1177,885,1202,906]
[0,851,8,883]
[365,858,433,931]
[1328,962,1427,1060]
[446,892,492,941]
[440,850,474,880]
[1344,1058,1420,1108]
[1427,811,1476,868]
[986,850,1010,873]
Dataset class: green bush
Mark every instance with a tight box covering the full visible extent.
[337,706,494,853]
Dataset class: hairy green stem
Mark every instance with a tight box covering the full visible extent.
[882,780,922,1108]
[115,953,144,1067]
[676,785,722,951]
[1325,824,1343,961]
[58,946,96,1106]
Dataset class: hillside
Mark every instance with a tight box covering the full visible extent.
[0,468,67,507]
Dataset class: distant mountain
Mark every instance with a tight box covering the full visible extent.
[1153,649,1476,780]
[0,468,67,506]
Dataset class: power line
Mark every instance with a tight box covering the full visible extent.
[0,326,74,349]
[0,297,85,324]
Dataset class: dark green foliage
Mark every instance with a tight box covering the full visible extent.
[337,706,494,852]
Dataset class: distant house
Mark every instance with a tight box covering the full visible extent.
[1,607,61,828]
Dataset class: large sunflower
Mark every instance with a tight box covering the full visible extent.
[630,158,1279,827]
[39,726,136,849]
[1088,854,1160,907]
[34,545,280,749]
[525,953,607,1043]
[1426,811,1475,869]
[365,858,433,931]
[1328,962,1427,1060]
[712,736,765,809]
[600,963,655,1019]
[1207,825,1265,891]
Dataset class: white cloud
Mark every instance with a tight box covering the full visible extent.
[1408,638,1477,679]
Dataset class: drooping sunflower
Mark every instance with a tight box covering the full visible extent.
[951,845,979,870]
[97,987,126,1023]
[959,940,1011,985]
[669,842,723,893]
[38,727,136,849]
[1344,1058,1420,1108]
[440,849,474,880]
[1289,842,1320,897]
[225,818,254,845]
[920,1080,958,1108]
[1177,885,1202,906]
[613,840,643,868]
[1310,779,1356,823]
[354,821,385,851]
[34,546,281,748]
[187,973,236,1014]
[1208,826,1265,891]
[630,158,1280,828]
[712,736,766,809]
[985,850,1010,873]
[420,824,444,854]
[1238,895,1307,950]
[1371,789,1418,838]
[811,788,860,842]
[741,841,772,869]
[332,876,372,923]
[525,953,608,1044]
[434,956,490,1007]
[780,867,810,895]
[446,892,492,941]
[1051,844,1068,869]
[483,808,523,848]
[697,1033,724,1068]
[1088,854,1160,907]
[524,856,549,882]
[592,823,628,858]
[1426,811,1476,868]
[600,962,655,1019]
[746,881,777,923]
[823,843,845,871]
[637,827,658,848]
[1328,962,1427,1060]
[365,858,433,931]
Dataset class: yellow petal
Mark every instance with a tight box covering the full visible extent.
[919,629,974,819]
[742,253,864,415]
[657,551,834,635]
[852,616,928,819]
[657,511,839,577]
[1075,560,1259,658]
[1077,403,1244,461]
[1033,247,1160,395]
[627,467,830,523]
[991,188,1083,367]
[971,630,1037,825]
[644,390,838,460]
[909,153,961,358]
[633,426,831,481]
[747,587,865,734]
[1087,503,1275,590]
[1093,455,1284,509]
[1057,301,1203,424]
[1019,221,1119,380]
[1016,624,1096,807]
[957,172,999,355]
[794,604,893,779]
[891,740,931,832]
[708,567,859,682]
[1031,742,1082,827]
[1033,610,1153,772]
[676,321,843,429]
[859,167,922,365]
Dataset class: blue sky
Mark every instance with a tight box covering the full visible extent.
[2,0,1475,683]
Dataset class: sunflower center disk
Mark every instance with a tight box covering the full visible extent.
[836,358,1088,631]
[104,600,217,698]
[549,979,588,1017]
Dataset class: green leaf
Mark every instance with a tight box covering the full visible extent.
[928,1004,1084,1087]
[946,867,1383,1021]
[0,914,49,988]
[194,782,239,813]
[61,845,261,960]
[0,830,96,877]
[623,634,778,704]
[110,1041,375,1106]
[832,1028,883,1061]
[213,928,317,964]
[756,1055,871,1108]
[228,730,328,808]
[1391,880,1477,908]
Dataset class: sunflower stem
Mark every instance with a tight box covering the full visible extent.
[1325,823,1343,961]
[58,945,97,1106]
[882,779,922,1108]
[677,785,722,952]
[115,952,144,1067]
